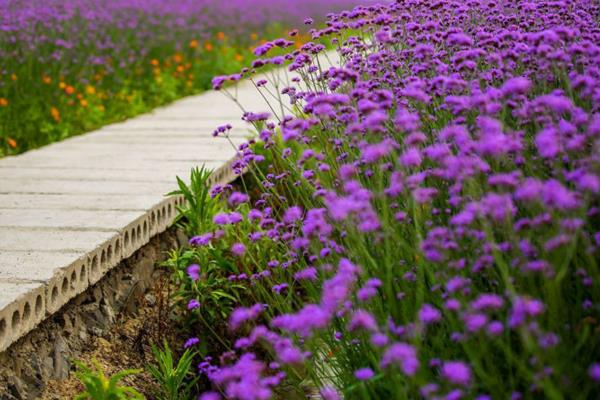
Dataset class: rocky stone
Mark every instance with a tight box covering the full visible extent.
[52,336,70,380]
[144,293,156,307]
[7,376,26,400]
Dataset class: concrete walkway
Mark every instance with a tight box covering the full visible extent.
[0,65,298,352]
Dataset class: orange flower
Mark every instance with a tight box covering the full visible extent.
[235,54,244,62]
[173,53,183,63]
[10,74,17,81]
[150,59,159,67]
[250,33,258,41]
[42,75,52,84]
[189,39,198,49]
[176,65,184,73]
[59,81,66,89]
[204,42,213,51]
[86,86,96,95]
[217,31,226,40]
[0,98,8,107]
[65,85,75,95]
[80,99,88,107]
[50,107,60,122]
[7,138,17,148]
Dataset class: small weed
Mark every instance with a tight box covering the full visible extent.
[147,341,199,400]
[74,359,143,400]
[168,166,220,237]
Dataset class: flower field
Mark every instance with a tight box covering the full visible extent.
[160,0,600,399]
[0,0,359,156]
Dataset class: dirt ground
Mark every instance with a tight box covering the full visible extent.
[40,275,184,399]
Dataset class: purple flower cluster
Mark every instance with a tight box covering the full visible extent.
[0,0,366,65]
[183,0,600,398]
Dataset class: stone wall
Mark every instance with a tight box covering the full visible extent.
[0,227,185,399]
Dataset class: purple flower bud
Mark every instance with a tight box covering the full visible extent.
[186,264,200,281]
[184,337,200,348]
[231,242,246,256]
[380,342,420,376]
[589,363,600,381]
[441,361,472,386]
[418,304,442,325]
[320,386,340,400]
[187,299,200,310]
[354,367,375,381]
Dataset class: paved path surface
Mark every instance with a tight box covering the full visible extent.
[0,62,307,351]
